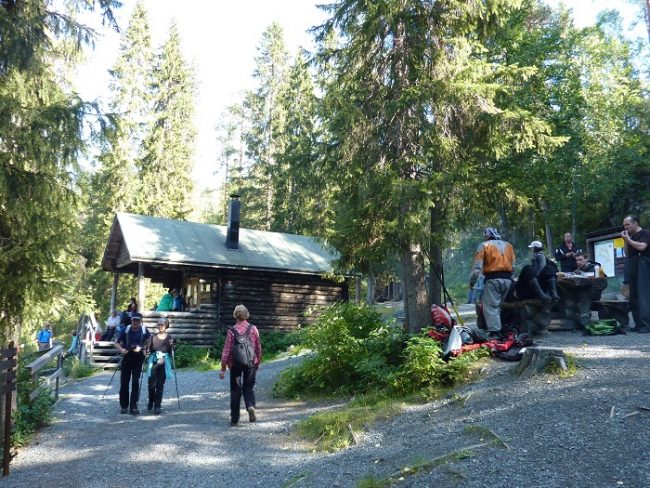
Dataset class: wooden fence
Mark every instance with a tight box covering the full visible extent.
[26,344,64,402]
[1,342,17,477]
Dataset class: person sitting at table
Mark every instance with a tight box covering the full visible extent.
[574,252,607,277]
[514,240,561,303]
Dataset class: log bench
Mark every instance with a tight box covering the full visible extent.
[593,300,629,327]
[476,300,553,335]
[501,300,553,335]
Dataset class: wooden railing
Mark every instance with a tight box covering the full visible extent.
[26,344,64,402]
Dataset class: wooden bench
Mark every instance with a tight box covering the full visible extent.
[501,300,553,335]
[594,300,629,327]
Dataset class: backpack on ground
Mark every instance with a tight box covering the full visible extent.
[584,319,623,336]
[230,324,254,368]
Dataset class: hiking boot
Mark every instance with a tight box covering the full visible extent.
[230,422,241,427]
[120,408,128,414]
[247,406,256,423]
[153,407,162,415]
[147,402,153,411]
[130,408,140,415]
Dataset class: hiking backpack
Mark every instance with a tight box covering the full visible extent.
[230,324,254,368]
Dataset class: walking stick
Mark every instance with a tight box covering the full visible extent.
[101,355,123,400]
[170,346,181,409]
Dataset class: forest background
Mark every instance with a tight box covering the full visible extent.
[1,0,650,345]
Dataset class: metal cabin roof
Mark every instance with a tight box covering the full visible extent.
[103,212,338,275]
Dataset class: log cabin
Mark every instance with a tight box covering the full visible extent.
[101,197,349,346]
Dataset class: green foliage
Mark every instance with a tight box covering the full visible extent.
[172,344,211,368]
[259,330,305,361]
[12,352,55,447]
[295,393,402,452]
[274,303,488,403]
[273,303,405,397]
[64,357,98,379]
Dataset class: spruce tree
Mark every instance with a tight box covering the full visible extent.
[315,0,561,332]
[138,23,197,219]
[243,22,289,230]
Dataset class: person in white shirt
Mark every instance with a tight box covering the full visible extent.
[103,310,120,341]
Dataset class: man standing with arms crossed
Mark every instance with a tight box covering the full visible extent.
[470,228,515,339]
[622,216,650,333]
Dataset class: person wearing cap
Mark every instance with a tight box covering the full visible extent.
[514,240,560,302]
[115,312,150,415]
[143,317,175,414]
[469,228,515,338]
[555,232,583,273]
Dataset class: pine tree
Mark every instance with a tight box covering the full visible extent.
[243,22,289,230]
[315,0,561,332]
[137,23,197,219]
[82,1,155,308]
[0,0,119,342]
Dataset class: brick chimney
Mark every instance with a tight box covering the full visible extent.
[226,194,241,250]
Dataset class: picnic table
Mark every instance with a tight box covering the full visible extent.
[554,275,608,330]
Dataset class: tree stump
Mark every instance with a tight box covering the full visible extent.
[516,346,567,379]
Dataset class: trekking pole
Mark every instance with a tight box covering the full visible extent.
[432,267,466,328]
[170,346,181,409]
[101,355,123,400]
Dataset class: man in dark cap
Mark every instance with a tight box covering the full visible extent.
[115,312,150,414]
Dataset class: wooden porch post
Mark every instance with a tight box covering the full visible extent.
[138,262,145,312]
[110,272,119,312]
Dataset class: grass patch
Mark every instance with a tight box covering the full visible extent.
[463,424,510,449]
[359,448,477,487]
[295,393,403,452]
[545,352,578,378]
[282,472,309,488]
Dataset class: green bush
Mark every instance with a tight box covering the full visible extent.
[12,353,55,447]
[259,329,304,360]
[173,344,211,368]
[64,357,97,379]
[273,303,489,400]
[273,303,406,397]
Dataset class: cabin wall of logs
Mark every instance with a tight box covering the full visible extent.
[216,269,348,332]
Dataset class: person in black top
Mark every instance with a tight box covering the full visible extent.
[143,317,175,414]
[115,313,150,415]
[622,215,650,332]
[555,232,583,272]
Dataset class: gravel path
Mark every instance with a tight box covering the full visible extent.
[6,331,650,488]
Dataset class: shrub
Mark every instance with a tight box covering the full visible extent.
[12,353,55,447]
[273,303,406,397]
[259,329,304,360]
[172,344,210,368]
[274,303,489,400]
[64,357,97,379]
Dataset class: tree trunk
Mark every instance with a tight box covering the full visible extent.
[540,200,554,253]
[401,243,432,334]
[428,206,443,306]
[365,274,376,305]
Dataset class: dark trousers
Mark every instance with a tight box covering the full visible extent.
[229,364,257,423]
[147,361,166,408]
[516,264,556,299]
[119,354,144,410]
